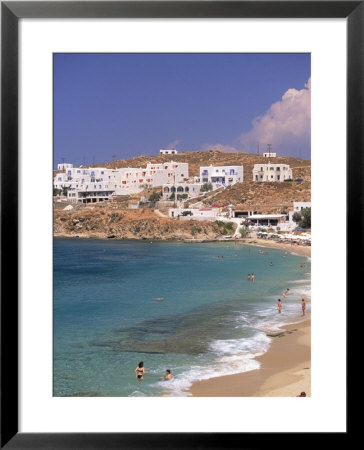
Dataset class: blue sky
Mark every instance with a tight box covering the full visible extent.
[54,53,311,167]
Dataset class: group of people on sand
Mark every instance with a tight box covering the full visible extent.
[134,361,174,381]
[277,288,306,316]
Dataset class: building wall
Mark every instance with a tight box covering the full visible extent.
[168,208,220,218]
[57,163,73,170]
[199,165,244,185]
[289,202,311,223]
[54,161,190,198]
[252,163,292,182]
[159,149,178,155]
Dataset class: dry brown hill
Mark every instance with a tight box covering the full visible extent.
[54,207,229,240]
[87,150,310,181]
[204,180,310,214]
[54,150,310,214]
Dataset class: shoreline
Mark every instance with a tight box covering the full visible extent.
[53,234,311,257]
[188,319,311,397]
[242,238,311,257]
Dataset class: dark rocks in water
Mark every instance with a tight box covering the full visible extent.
[266,332,286,338]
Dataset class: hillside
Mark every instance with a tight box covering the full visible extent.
[202,179,311,214]
[54,150,310,238]
[54,207,230,240]
[86,149,310,181]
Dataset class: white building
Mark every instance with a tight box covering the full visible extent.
[57,163,73,170]
[162,182,205,200]
[54,161,189,202]
[168,207,220,219]
[263,152,276,158]
[160,149,178,155]
[247,213,288,228]
[289,202,311,223]
[200,165,244,186]
[252,163,292,182]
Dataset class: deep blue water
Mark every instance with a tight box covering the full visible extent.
[53,239,310,396]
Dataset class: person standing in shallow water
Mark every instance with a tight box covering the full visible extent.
[251,273,255,283]
[134,361,147,380]
[277,299,282,314]
[301,298,306,316]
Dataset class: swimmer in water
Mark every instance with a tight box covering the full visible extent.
[153,297,164,301]
[247,273,251,281]
[283,288,290,299]
[134,361,147,380]
[251,273,255,283]
[160,369,174,380]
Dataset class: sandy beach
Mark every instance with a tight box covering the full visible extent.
[242,238,311,258]
[189,319,311,397]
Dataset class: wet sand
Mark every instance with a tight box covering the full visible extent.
[188,319,311,397]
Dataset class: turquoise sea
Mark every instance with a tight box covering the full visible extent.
[53,239,310,397]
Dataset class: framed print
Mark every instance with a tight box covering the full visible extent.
[1,1,357,447]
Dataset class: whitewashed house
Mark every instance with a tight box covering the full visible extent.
[289,202,311,223]
[262,152,276,158]
[162,182,205,200]
[168,207,220,219]
[160,149,178,155]
[252,163,292,182]
[54,161,189,202]
[57,163,73,170]
[200,165,244,186]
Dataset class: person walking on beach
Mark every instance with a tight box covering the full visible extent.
[283,288,290,299]
[277,299,282,314]
[160,369,174,380]
[134,361,147,380]
[301,298,306,316]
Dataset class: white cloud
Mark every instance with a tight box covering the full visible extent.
[166,139,180,149]
[239,78,311,155]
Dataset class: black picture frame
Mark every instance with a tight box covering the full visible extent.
[1,1,356,448]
